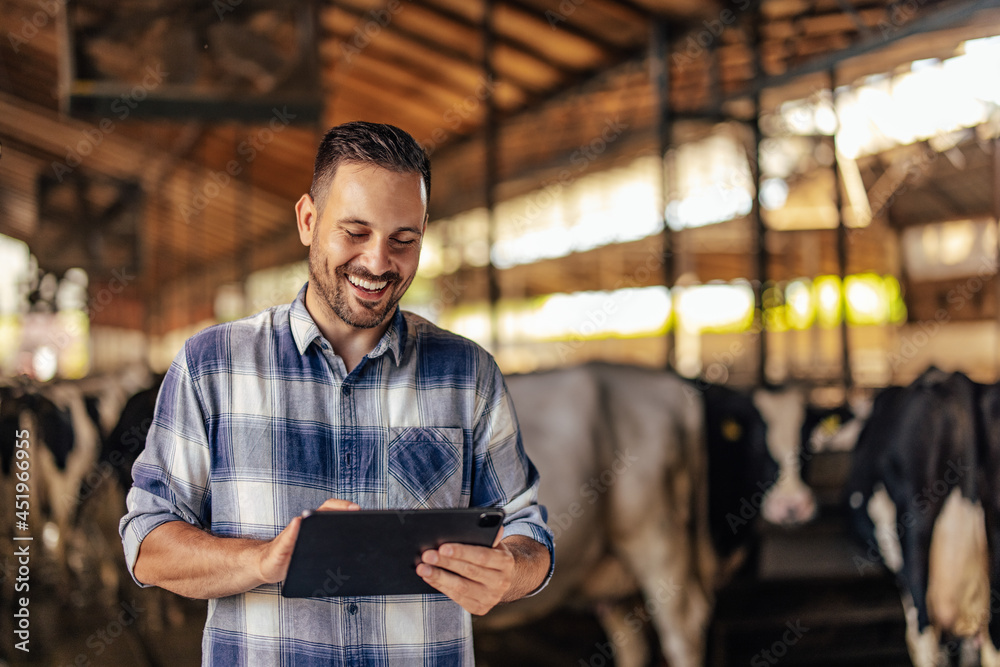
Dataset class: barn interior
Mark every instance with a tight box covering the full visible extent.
[2,0,1000,664]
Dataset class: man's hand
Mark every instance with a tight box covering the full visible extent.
[134,497,359,599]
[417,528,550,615]
[258,498,360,584]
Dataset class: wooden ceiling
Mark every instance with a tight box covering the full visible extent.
[0,0,998,335]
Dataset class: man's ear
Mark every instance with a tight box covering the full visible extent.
[295,194,317,247]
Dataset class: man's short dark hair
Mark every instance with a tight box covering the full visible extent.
[309,121,431,214]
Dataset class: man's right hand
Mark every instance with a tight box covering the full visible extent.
[259,498,360,584]
[134,498,360,599]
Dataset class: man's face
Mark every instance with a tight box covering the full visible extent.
[300,162,427,331]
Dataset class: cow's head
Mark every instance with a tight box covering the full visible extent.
[753,387,818,527]
[703,384,781,558]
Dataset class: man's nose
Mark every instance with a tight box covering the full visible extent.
[360,240,392,276]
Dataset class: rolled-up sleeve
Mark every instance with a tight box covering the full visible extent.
[471,359,554,594]
[119,345,211,587]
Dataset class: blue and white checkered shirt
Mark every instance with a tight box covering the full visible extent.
[120,284,553,666]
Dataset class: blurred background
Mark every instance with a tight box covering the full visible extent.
[1,0,1000,664]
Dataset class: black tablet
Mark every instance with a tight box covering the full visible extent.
[281,507,505,598]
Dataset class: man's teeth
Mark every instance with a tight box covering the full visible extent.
[348,275,388,291]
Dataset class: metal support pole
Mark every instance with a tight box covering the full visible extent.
[650,19,675,369]
[237,126,252,312]
[831,70,853,389]
[142,194,159,348]
[750,5,768,386]
[994,136,1000,376]
[482,0,501,354]
[708,35,722,119]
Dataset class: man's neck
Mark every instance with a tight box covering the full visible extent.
[304,289,391,374]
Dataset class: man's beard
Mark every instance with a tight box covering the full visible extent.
[309,252,406,330]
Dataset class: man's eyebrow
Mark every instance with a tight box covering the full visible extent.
[337,218,422,235]
[337,217,371,228]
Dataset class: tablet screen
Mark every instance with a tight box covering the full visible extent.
[281,507,504,597]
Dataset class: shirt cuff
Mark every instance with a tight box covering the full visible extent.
[500,518,555,597]
[119,487,196,588]
[499,498,554,597]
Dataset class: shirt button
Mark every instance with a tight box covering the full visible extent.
[348,604,358,615]
[342,385,351,396]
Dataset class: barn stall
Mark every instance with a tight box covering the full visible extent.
[1,0,1000,664]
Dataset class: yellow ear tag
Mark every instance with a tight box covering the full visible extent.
[820,414,842,435]
[721,418,742,442]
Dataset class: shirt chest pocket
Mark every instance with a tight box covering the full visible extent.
[387,426,466,509]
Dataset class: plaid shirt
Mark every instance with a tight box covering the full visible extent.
[120,284,553,666]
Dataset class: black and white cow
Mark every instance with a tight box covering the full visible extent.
[845,368,999,667]
[701,382,779,565]
[979,380,1000,659]
[70,373,190,629]
[0,381,101,569]
[479,362,818,667]
[0,368,151,592]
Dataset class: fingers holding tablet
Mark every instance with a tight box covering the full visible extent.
[265,498,358,584]
[315,498,361,512]
[258,516,303,585]
[417,527,514,615]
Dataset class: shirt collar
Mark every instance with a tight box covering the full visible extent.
[289,283,407,366]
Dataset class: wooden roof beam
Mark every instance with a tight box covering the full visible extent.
[329,64,463,121]
[499,0,633,58]
[341,52,529,110]
[832,0,878,38]
[729,0,1000,100]
[404,0,583,77]
[318,32,526,99]
[324,3,546,95]
[326,55,488,111]
[621,0,728,22]
[588,0,658,21]
[0,93,293,268]
[922,175,975,216]
[329,72,468,129]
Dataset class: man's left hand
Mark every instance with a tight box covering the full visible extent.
[417,527,517,615]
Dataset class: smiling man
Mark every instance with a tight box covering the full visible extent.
[120,122,553,666]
